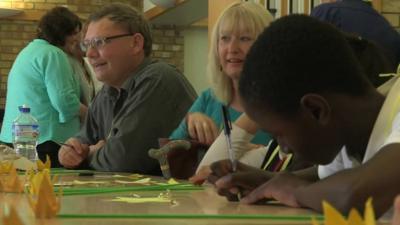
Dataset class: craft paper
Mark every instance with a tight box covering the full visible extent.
[131,178,152,184]
[28,169,61,218]
[0,165,23,193]
[109,196,172,203]
[167,178,179,185]
[312,197,376,225]
[2,205,23,225]
[114,180,142,184]
[36,155,51,171]
[72,180,108,185]
[0,161,13,174]
[112,174,143,179]
[13,156,36,171]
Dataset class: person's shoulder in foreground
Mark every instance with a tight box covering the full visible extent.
[311,0,400,68]
[311,0,379,21]
[208,14,400,217]
[58,2,196,174]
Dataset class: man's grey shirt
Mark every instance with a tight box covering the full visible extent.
[76,58,197,174]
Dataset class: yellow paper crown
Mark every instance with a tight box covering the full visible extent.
[36,155,51,171]
[311,198,375,225]
[0,161,13,174]
[27,169,62,218]
[0,164,24,193]
[2,204,23,225]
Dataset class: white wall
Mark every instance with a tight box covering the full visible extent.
[144,0,155,11]
[144,0,209,94]
[183,27,209,94]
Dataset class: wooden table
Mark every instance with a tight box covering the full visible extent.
[0,170,391,225]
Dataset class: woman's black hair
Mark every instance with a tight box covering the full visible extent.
[37,6,81,47]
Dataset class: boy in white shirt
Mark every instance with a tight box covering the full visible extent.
[208,14,400,217]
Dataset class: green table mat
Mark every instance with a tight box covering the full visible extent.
[56,183,203,196]
[58,213,324,220]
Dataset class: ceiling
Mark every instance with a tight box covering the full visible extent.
[0,8,22,17]
[147,0,208,27]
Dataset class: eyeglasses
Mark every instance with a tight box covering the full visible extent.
[80,33,133,52]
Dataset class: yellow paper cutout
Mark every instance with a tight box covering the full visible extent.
[131,178,152,184]
[53,181,73,187]
[112,174,143,179]
[313,198,376,225]
[13,156,36,171]
[3,205,23,225]
[36,155,51,171]
[323,201,348,225]
[109,196,171,203]
[28,169,57,195]
[114,180,141,184]
[347,209,364,225]
[0,161,13,174]
[28,169,61,218]
[72,180,107,185]
[0,165,23,193]
[167,178,179,185]
[109,190,177,205]
[311,217,320,225]
[364,198,376,225]
[156,178,180,186]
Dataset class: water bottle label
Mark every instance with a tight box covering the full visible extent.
[12,124,39,140]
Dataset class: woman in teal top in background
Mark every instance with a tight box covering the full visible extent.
[0,7,85,167]
[169,2,273,147]
[170,88,268,145]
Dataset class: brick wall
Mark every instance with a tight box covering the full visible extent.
[152,24,184,71]
[0,0,184,108]
[382,0,400,29]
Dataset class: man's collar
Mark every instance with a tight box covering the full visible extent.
[104,57,152,96]
[120,57,152,91]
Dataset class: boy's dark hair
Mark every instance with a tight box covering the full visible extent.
[87,3,153,57]
[37,6,81,47]
[345,34,394,87]
[239,14,372,116]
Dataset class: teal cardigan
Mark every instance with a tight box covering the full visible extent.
[0,39,81,144]
[170,88,271,145]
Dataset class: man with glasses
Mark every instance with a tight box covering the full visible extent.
[58,3,197,174]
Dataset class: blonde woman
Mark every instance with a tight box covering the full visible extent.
[170,2,272,148]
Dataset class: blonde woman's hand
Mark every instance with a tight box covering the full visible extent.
[187,112,219,145]
[189,166,212,185]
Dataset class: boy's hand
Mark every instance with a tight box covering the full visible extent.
[241,172,310,207]
[207,160,273,201]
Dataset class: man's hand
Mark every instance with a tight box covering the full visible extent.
[241,172,310,207]
[187,112,219,145]
[208,160,273,201]
[58,138,89,168]
[89,139,106,156]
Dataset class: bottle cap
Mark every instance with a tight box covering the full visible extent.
[18,104,30,113]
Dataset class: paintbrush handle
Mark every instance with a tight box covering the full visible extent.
[57,142,74,149]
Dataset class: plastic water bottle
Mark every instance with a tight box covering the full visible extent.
[12,105,39,161]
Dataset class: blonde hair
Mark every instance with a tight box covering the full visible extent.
[208,2,273,104]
